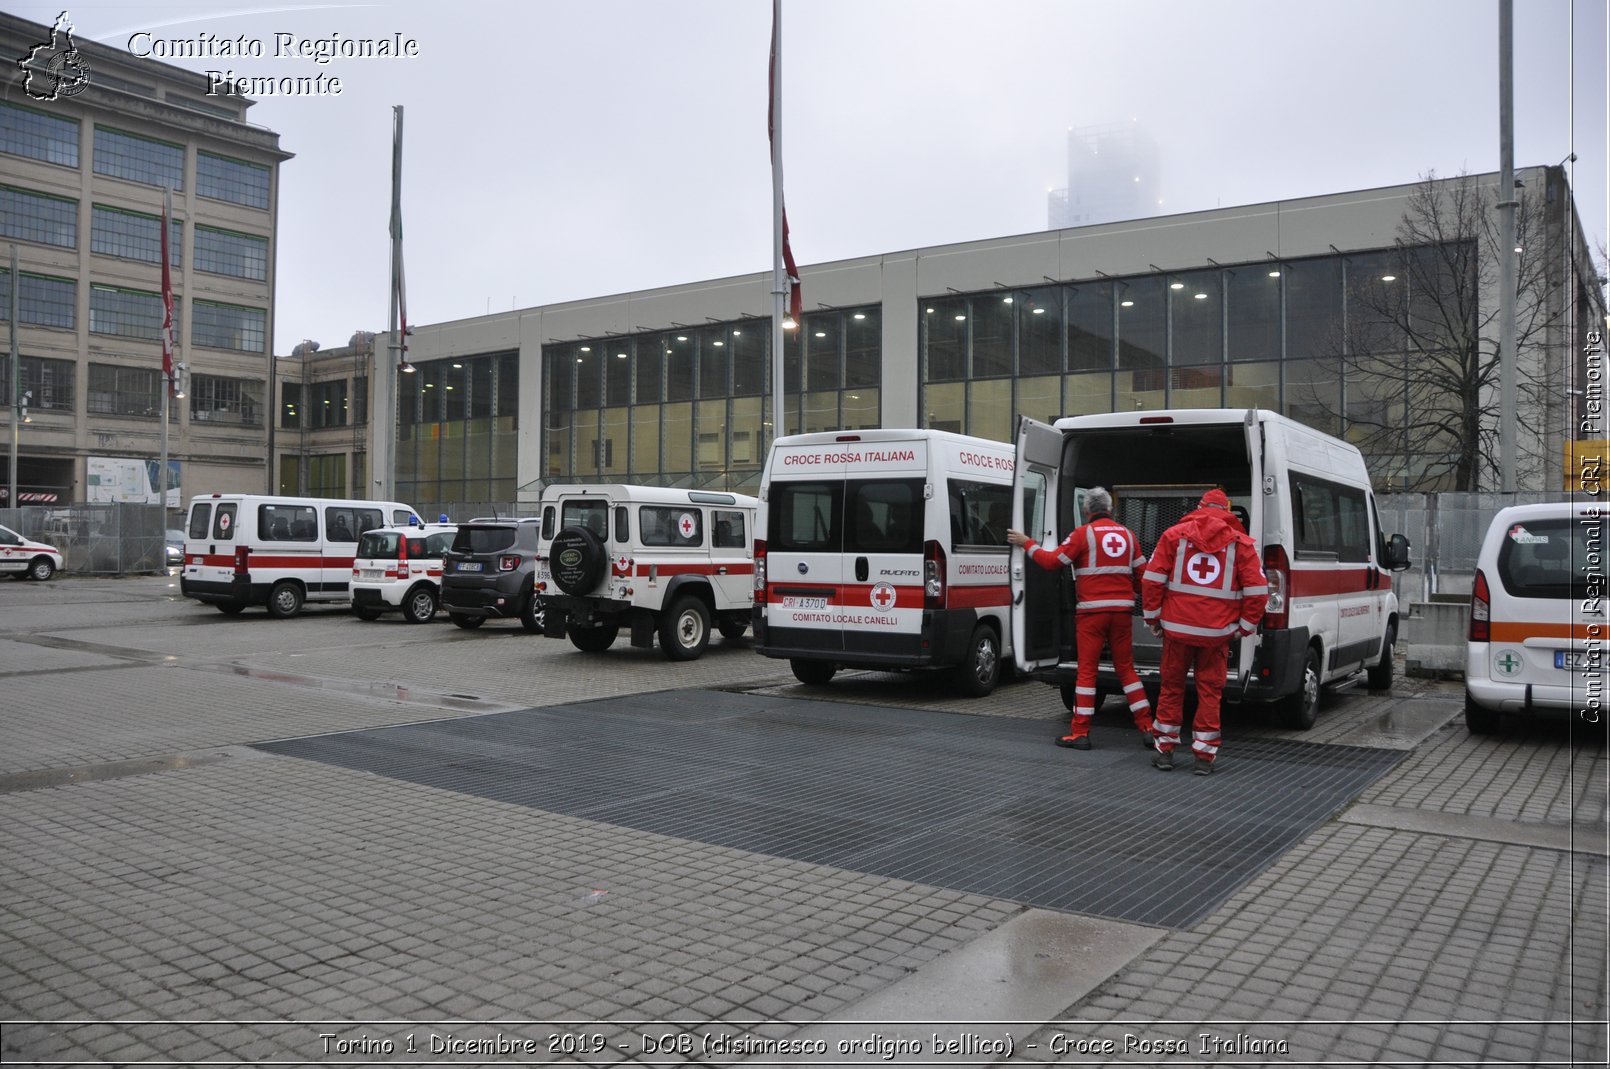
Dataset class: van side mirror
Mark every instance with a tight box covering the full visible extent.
[1383,532,1412,572]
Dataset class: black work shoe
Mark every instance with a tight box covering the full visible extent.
[1056,735,1092,750]
[1152,749,1174,771]
[1193,757,1214,776]
[1139,728,1155,749]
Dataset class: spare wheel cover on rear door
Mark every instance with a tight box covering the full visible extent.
[550,525,608,594]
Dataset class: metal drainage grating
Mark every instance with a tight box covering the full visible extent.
[255,689,1403,929]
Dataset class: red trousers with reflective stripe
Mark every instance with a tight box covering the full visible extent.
[1069,612,1152,738]
[1154,639,1228,760]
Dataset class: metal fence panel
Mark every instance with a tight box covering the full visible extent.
[0,503,166,575]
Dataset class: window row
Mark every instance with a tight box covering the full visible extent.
[397,352,519,425]
[0,185,76,247]
[190,374,264,426]
[88,285,179,343]
[1,104,272,208]
[90,204,183,266]
[921,246,1471,381]
[545,306,880,414]
[396,417,518,508]
[282,379,352,430]
[0,270,77,329]
[0,355,75,411]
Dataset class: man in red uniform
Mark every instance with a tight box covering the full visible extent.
[1141,489,1268,775]
[1008,487,1153,750]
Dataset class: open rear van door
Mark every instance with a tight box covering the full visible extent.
[1234,408,1267,688]
[1012,416,1065,672]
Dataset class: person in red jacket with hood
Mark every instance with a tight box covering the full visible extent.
[1141,488,1268,775]
[1008,487,1154,750]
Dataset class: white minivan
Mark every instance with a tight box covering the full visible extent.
[1013,408,1411,728]
[1464,500,1607,733]
[181,494,421,617]
[753,429,1017,695]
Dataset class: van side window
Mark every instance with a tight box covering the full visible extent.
[847,480,923,554]
[391,509,414,526]
[261,504,317,542]
[712,510,746,549]
[949,480,1011,548]
[772,482,840,551]
[1291,476,1338,558]
[541,506,555,541]
[614,506,629,543]
[1334,487,1370,562]
[188,504,213,539]
[640,506,702,547]
[324,508,358,543]
[213,503,237,541]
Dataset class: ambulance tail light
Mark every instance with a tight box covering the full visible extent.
[1470,569,1491,642]
[1262,544,1289,630]
[233,546,249,576]
[753,539,767,603]
[924,540,946,609]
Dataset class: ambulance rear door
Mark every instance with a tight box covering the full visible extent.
[1012,416,1065,672]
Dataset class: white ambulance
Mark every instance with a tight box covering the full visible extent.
[1012,409,1411,728]
[753,429,1017,695]
[180,494,421,618]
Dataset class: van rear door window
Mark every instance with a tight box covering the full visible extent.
[560,500,609,539]
[213,503,237,541]
[846,480,923,554]
[188,503,213,539]
[1498,519,1606,599]
[771,482,841,551]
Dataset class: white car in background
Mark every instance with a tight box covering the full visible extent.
[350,522,458,623]
[0,524,63,580]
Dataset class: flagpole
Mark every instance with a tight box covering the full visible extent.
[769,0,785,449]
[382,104,405,503]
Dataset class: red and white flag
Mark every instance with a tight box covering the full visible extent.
[768,0,801,322]
[160,186,175,391]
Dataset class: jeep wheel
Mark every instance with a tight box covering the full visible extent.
[954,624,1001,697]
[549,525,608,595]
[352,605,383,621]
[402,585,438,624]
[717,617,749,640]
[660,595,711,661]
[519,590,545,633]
[267,580,304,620]
[1366,623,1395,691]
[568,623,619,653]
[1276,646,1321,729]
[449,613,485,630]
[791,658,836,686]
[1464,691,1500,734]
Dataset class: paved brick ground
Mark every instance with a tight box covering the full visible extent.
[1,575,1604,1066]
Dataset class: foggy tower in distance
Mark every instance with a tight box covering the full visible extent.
[1048,121,1162,229]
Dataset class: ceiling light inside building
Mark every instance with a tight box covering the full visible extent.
[1268,270,1281,278]
[853,313,866,320]
[1194,293,1207,300]
[1381,274,1397,282]
[1170,282,1184,290]
[1032,307,1045,314]
[1121,300,1134,307]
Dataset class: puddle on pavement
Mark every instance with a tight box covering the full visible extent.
[193,662,507,713]
[1330,699,1460,749]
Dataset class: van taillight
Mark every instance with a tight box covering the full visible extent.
[1470,569,1491,642]
[234,546,250,575]
[1262,544,1289,630]
[924,540,946,609]
[753,539,768,604]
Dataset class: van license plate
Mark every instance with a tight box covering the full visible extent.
[458,561,483,572]
[781,596,828,610]
[1555,650,1587,670]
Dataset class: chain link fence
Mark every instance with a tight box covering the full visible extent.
[0,504,169,576]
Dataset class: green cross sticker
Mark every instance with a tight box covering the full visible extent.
[1494,650,1524,678]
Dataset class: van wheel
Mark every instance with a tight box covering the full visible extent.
[568,623,619,652]
[718,617,749,640]
[216,602,246,615]
[352,606,382,621]
[402,586,438,624]
[1464,692,1501,735]
[449,613,485,630]
[791,659,836,686]
[955,625,1001,697]
[1277,646,1321,729]
[519,592,544,633]
[267,580,304,619]
[1366,623,1395,691]
[27,557,55,581]
[660,595,711,661]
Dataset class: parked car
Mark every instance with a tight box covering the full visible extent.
[0,523,63,580]
[165,528,185,567]
[1464,501,1607,733]
[440,517,544,632]
[350,522,457,623]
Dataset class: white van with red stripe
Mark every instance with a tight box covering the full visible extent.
[533,484,758,660]
[181,494,421,618]
[753,429,1017,696]
[1013,409,1411,727]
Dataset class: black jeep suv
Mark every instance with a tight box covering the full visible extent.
[440,518,544,632]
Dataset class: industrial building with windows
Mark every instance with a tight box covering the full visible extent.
[1,11,288,505]
[296,164,1597,513]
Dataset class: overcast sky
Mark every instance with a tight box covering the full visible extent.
[17,0,1608,354]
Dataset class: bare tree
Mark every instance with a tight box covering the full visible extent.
[1304,171,1563,491]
